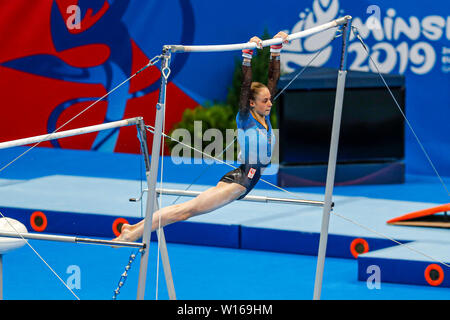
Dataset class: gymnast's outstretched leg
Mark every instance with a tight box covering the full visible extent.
[114,181,246,242]
[113,31,287,244]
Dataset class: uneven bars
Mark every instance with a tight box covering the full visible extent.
[0,231,144,248]
[168,16,351,53]
[131,188,329,207]
[0,117,142,150]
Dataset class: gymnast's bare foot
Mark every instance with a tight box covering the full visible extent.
[113,223,139,243]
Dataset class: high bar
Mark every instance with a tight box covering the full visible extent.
[0,117,142,150]
[0,231,145,248]
[154,188,329,207]
[168,16,351,53]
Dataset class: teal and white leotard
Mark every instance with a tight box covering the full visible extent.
[219,55,280,199]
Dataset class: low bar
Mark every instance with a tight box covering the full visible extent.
[154,188,328,207]
[0,117,142,150]
[0,231,144,249]
[169,16,351,53]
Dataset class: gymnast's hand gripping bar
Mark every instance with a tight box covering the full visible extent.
[167,16,351,53]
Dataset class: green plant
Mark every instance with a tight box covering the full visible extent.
[166,103,238,158]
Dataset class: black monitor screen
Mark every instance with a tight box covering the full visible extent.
[278,87,405,165]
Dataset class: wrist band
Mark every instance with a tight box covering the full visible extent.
[270,44,282,54]
[242,49,254,60]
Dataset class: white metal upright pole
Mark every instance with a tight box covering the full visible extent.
[0,254,3,300]
[134,116,177,300]
[136,47,171,300]
[313,16,352,300]
[153,200,176,300]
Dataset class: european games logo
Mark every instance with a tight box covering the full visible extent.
[282,0,450,75]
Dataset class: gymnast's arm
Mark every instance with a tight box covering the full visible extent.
[267,54,281,99]
[239,36,262,116]
[239,59,252,117]
[267,31,288,99]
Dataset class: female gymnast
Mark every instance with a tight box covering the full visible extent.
[114,31,288,243]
